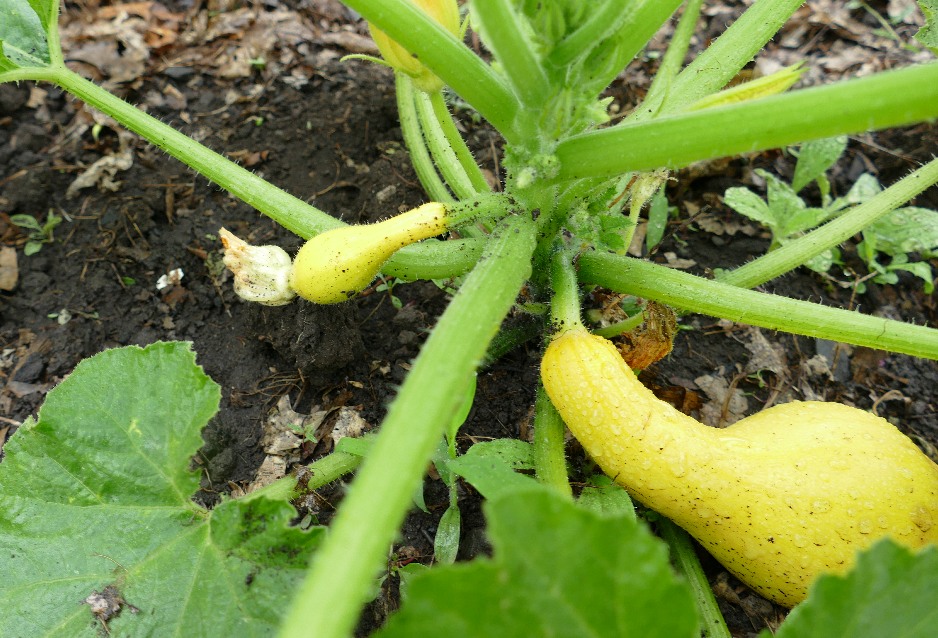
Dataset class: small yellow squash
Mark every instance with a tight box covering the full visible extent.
[541,326,938,607]
[289,202,448,304]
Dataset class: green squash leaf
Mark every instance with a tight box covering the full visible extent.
[0,342,322,637]
[772,540,938,638]
[27,0,59,32]
[0,0,52,68]
[376,489,698,638]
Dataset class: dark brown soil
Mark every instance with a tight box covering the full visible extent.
[1,1,937,636]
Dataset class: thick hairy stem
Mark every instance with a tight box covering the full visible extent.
[279,214,538,638]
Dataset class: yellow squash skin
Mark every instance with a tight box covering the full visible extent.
[541,327,938,607]
[289,202,447,304]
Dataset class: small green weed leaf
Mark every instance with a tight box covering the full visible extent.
[578,474,636,520]
[377,489,698,638]
[845,172,882,204]
[446,439,538,499]
[446,373,476,450]
[433,503,461,565]
[864,206,938,255]
[0,342,322,637]
[0,0,52,68]
[336,435,373,457]
[461,437,535,470]
[645,187,671,252]
[803,248,836,274]
[780,206,830,236]
[869,254,935,294]
[761,169,806,228]
[723,187,777,229]
[791,136,847,193]
[815,173,832,202]
[915,0,938,51]
[771,540,938,638]
[10,213,42,232]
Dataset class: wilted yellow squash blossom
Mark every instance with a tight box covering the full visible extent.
[369,0,460,93]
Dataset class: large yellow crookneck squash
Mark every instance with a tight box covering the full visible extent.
[541,326,938,607]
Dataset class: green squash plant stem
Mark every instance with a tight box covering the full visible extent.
[555,63,938,179]
[280,215,536,637]
[414,88,481,200]
[720,157,938,289]
[533,384,573,500]
[578,253,938,360]
[5,0,938,636]
[658,519,732,638]
[35,65,485,279]
[396,74,454,204]
[427,90,491,194]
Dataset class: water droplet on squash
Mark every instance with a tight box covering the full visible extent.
[792,534,807,548]
[697,507,714,519]
[830,458,849,470]
[858,519,873,534]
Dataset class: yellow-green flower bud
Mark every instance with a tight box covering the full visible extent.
[369,0,460,94]
[688,62,806,111]
[289,202,449,304]
[219,228,297,306]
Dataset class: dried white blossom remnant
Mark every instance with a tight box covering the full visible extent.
[156,268,184,290]
[219,228,296,306]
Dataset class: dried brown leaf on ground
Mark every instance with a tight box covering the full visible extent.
[694,369,750,427]
[742,327,789,378]
[59,2,185,84]
[65,132,135,199]
[0,246,17,291]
